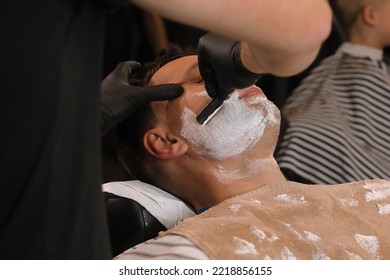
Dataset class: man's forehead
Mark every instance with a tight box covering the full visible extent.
[150,55,198,85]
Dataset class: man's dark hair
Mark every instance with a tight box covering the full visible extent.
[116,45,196,185]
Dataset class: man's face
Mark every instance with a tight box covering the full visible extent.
[149,55,280,160]
[375,0,390,46]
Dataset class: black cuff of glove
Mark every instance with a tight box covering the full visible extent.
[198,32,263,90]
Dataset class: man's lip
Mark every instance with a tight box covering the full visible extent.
[239,86,266,99]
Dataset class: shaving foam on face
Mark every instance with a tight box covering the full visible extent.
[180,90,279,160]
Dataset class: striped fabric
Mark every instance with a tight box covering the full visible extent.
[114,235,209,260]
[276,43,390,184]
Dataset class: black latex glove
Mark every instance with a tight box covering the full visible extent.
[100,61,184,134]
[197,32,263,100]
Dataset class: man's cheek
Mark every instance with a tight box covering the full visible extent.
[187,90,212,115]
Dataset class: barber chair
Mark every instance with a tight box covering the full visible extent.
[104,192,166,257]
[103,180,195,257]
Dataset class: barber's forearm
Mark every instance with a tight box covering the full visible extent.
[132,0,332,76]
[240,40,323,77]
[237,0,332,76]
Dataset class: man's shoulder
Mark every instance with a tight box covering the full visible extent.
[285,179,390,195]
[114,235,209,260]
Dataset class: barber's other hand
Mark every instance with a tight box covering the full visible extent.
[198,33,263,100]
[100,61,184,134]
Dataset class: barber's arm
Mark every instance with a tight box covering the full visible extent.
[132,0,332,76]
[100,61,183,134]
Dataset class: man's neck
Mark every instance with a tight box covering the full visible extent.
[349,29,384,50]
[187,156,286,210]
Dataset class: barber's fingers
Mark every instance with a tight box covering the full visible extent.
[111,61,143,85]
[114,61,141,74]
[129,84,184,105]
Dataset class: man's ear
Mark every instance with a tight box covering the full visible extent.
[144,128,188,159]
[361,5,377,26]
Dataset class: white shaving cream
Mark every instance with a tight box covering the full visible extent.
[213,158,274,183]
[275,194,307,204]
[340,198,359,207]
[250,225,279,242]
[180,90,278,160]
[345,250,362,260]
[312,247,330,260]
[377,204,390,215]
[304,230,321,242]
[251,198,262,205]
[284,223,303,240]
[233,236,259,255]
[229,203,242,213]
[250,226,267,241]
[281,246,297,260]
[363,180,390,202]
[354,234,380,259]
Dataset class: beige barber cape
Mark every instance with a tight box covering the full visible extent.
[162,179,390,259]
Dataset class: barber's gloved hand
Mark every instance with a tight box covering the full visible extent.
[198,32,263,100]
[100,61,184,134]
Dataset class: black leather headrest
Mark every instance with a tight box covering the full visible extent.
[104,192,166,256]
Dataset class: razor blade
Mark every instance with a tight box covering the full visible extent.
[196,97,224,125]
